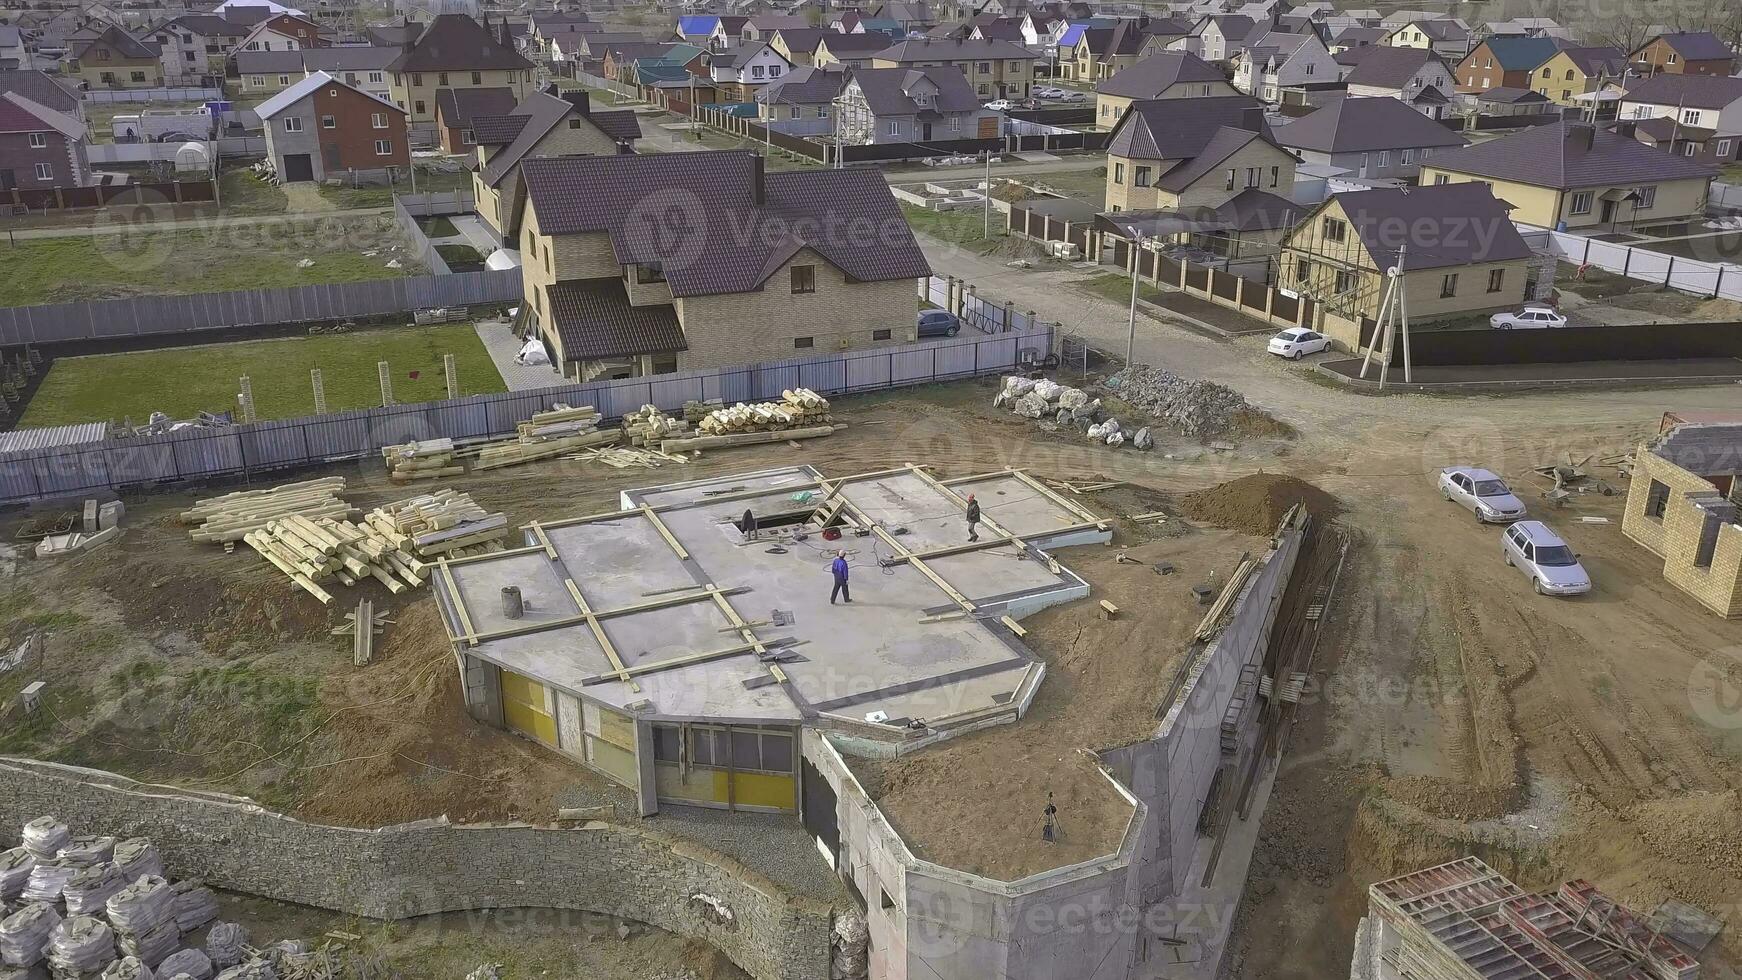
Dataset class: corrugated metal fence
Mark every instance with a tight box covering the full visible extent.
[1520,222,1742,301]
[0,328,1053,505]
[82,87,225,104]
[0,271,523,346]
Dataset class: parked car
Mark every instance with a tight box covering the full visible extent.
[984,98,1014,111]
[1502,520,1592,596]
[1016,97,1041,109]
[917,309,961,337]
[1034,85,1063,97]
[1056,90,1087,102]
[1436,466,1526,523]
[1490,306,1567,330]
[1266,327,1330,359]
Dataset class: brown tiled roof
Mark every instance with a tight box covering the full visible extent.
[0,69,81,116]
[479,90,637,187]
[1624,72,1742,110]
[588,109,642,143]
[1636,31,1734,62]
[1328,182,1534,271]
[1275,96,1467,153]
[1426,120,1718,189]
[1096,51,1226,99]
[1341,45,1444,89]
[521,150,931,297]
[470,113,530,144]
[547,279,687,360]
[435,86,518,128]
[388,14,532,73]
[1107,95,1268,160]
[72,25,157,61]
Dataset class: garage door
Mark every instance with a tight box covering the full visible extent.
[977,116,998,138]
[281,153,314,182]
[500,670,557,746]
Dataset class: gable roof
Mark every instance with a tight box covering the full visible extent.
[388,14,532,73]
[1555,45,1628,77]
[1342,45,1445,87]
[850,64,980,114]
[235,49,306,74]
[302,46,400,71]
[1477,85,1548,104]
[770,27,829,53]
[1274,96,1467,153]
[1326,182,1533,271]
[153,13,253,38]
[713,41,788,69]
[818,31,899,54]
[1474,35,1562,70]
[1096,51,1225,98]
[1332,26,1384,46]
[1637,31,1734,62]
[478,89,639,187]
[0,69,81,116]
[1426,120,1718,189]
[1153,125,1271,191]
[435,86,517,127]
[1624,72,1742,110]
[1392,18,1465,42]
[254,70,403,119]
[750,14,812,31]
[0,92,82,139]
[366,20,423,47]
[677,14,719,37]
[1631,115,1715,144]
[873,36,1034,61]
[1108,94,1267,160]
[757,64,848,105]
[547,279,688,360]
[72,25,157,61]
[520,150,930,297]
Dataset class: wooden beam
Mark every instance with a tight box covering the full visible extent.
[577,640,765,685]
[1008,469,1107,527]
[440,544,549,567]
[563,577,640,694]
[999,614,1027,637]
[528,520,559,559]
[704,581,789,685]
[640,504,690,561]
[437,559,477,646]
[455,586,750,645]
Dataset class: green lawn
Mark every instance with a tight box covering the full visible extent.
[1074,270,1169,306]
[218,168,290,216]
[900,202,1003,251]
[1720,162,1742,184]
[1024,167,1108,207]
[20,324,507,426]
[420,216,459,239]
[0,218,418,306]
[435,243,484,271]
[320,168,475,209]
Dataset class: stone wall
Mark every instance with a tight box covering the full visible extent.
[0,758,834,980]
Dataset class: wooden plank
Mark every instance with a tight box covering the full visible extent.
[528,521,559,559]
[999,614,1027,637]
[562,577,640,694]
[577,640,764,685]
[354,598,374,666]
[1098,600,1120,620]
[640,505,690,561]
[1194,560,1256,641]
[436,559,477,645]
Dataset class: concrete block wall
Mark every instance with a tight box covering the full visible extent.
[0,757,833,980]
[1623,451,1742,617]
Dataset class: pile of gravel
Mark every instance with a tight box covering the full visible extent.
[1104,366,1252,440]
[993,377,1153,450]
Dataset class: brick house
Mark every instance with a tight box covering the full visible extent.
[1628,31,1735,77]
[1452,35,1561,94]
[1103,95,1293,212]
[0,91,89,189]
[236,13,328,53]
[140,13,251,84]
[67,26,162,89]
[1094,51,1237,128]
[471,87,641,243]
[514,150,931,380]
[255,71,409,183]
[388,14,535,125]
[1622,423,1742,617]
[870,36,1036,101]
[435,86,518,154]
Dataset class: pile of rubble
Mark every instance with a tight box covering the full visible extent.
[0,815,328,980]
[993,377,1154,450]
[1104,365,1253,440]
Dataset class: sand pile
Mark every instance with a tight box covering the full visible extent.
[1181,474,1341,535]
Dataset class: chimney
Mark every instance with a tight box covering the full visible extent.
[1568,121,1595,150]
[752,152,765,203]
[563,88,591,115]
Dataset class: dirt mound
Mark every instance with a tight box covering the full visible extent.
[1181,473,1341,535]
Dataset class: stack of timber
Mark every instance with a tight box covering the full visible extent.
[241,515,421,604]
[382,439,462,483]
[466,404,619,471]
[664,389,837,453]
[358,490,508,560]
[622,404,690,446]
[680,398,724,423]
[182,479,353,545]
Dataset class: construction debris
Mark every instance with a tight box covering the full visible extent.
[1105,366,1258,440]
[653,390,837,454]
[361,491,507,561]
[33,526,120,559]
[564,446,689,469]
[332,599,390,667]
[621,404,691,446]
[1531,453,1618,497]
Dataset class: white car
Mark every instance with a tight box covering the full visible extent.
[1490,306,1567,330]
[1502,521,1592,596]
[1437,466,1527,523]
[1266,327,1330,359]
[1036,86,1066,98]
[984,99,1014,111]
[1057,90,1087,102]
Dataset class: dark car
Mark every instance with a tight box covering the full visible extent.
[917,309,961,337]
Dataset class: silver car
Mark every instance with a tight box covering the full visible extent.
[1502,521,1592,596]
[1437,466,1526,523]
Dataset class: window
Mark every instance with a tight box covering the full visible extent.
[283,116,303,132]
[321,114,336,129]
[1644,480,1670,518]
[1569,191,1592,214]
[415,101,426,115]
[1270,165,1279,187]
[1376,150,1389,168]
[1334,269,1356,293]
[873,328,892,340]
[1225,168,1236,190]
[636,264,666,283]
[1295,258,1311,281]
[949,115,960,132]
[411,73,422,85]
[438,72,449,85]
[1487,268,1505,292]
[1439,272,1458,297]
[1718,139,1733,157]
[28,133,46,148]
[1304,62,1314,76]
[752,65,764,78]
[1683,143,1697,157]
[1134,165,1150,187]
[371,113,388,129]
[887,120,899,135]
[1435,173,1450,185]
[1401,148,1415,164]
[977,61,990,72]
[791,265,816,293]
[794,336,814,349]
[374,139,393,155]
[1321,217,1346,242]
[1110,162,1125,184]
[1561,89,1570,100]
[1540,67,1550,78]
[1682,108,1700,125]
[369,72,383,84]
[1695,511,1721,567]
[279,74,290,85]
[1665,52,1677,65]
[470,71,482,85]
[33,163,52,180]
[1636,185,1656,209]
[251,75,264,86]
[816,106,828,118]
[567,117,582,129]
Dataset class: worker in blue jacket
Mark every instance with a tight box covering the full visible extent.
[830,549,852,605]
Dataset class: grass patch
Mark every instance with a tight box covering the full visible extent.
[218,168,290,216]
[900,202,1002,251]
[420,216,459,239]
[1721,163,1742,184]
[1554,261,1643,300]
[1074,270,1169,306]
[321,168,475,210]
[687,129,822,170]
[1023,167,1107,207]
[435,243,484,271]
[0,218,417,306]
[20,324,506,425]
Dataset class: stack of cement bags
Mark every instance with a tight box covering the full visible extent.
[63,862,127,916]
[20,820,68,862]
[20,860,73,905]
[156,947,212,980]
[0,903,59,968]
[169,882,219,933]
[102,954,154,980]
[109,877,178,967]
[0,849,33,904]
[47,915,116,976]
[113,841,164,885]
[204,923,247,970]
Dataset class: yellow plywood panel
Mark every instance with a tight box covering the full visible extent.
[594,704,637,750]
[733,771,795,811]
[655,763,729,805]
[501,670,557,747]
[588,735,639,788]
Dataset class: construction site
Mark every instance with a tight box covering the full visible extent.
[0,362,1740,980]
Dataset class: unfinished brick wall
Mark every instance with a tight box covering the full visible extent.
[0,757,834,980]
[1621,451,1742,617]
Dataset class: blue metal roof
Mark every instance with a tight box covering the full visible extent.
[678,15,718,37]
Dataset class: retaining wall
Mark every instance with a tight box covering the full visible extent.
[0,757,834,980]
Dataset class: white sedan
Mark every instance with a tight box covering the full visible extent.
[1034,86,1063,97]
[1490,306,1567,329]
[984,99,1014,111]
[1437,466,1527,523]
[1266,327,1330,359]
[1056,90,1087,102]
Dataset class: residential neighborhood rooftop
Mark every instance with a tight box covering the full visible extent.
[1624,72,1742,109]
[1426,119,1720,189]
[1635,29,1735,61]
[1095,50,1224,98]
[1340,45,1447,88]
[388,13,532,72]
[1324,182,1534,270]
[1275,96,1469,154]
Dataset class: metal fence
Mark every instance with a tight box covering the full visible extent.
[0,271,524,346]
[0,329,1053,506]
[82,87,224,104]
[393,197,451,276]
[1521,222,1742,301]
[571,70,640,100]
[1713,181,1742,211]
[87,137,269,165]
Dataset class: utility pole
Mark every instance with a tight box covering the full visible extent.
[1126,235,1142,365]
[983,149,992,239]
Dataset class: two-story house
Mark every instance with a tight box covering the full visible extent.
[236,13,327,54]
[1232,31,1337,103]
[1380,18,1468,60]
[0,91,89,189]
[836,64,998,142]
[529,13,599,63]
[514,150,931,379]
[387,14,535,124]
[1067,18,1190,82]
[1420,120,1717,231]
[1620,73,1742,165]
[1453,35,1562,93]
[141,14,250,83]
[237,47,398,100]
[870,37,1035,100]
[1103,94,1294,212]
[1530,46,1628,107]
[1629,31,1735,77]
[1341,45,1456,117]
[472,88,640,244]
[67,26,161,89]
[1274,96,1468,179]
[1094,51,1236,127]
[813,31,898,69]
[255,71,408,183]
[757,64,847,136]
[1189,14,1256,63]
[709,42,793,101]
[434,85,517,153]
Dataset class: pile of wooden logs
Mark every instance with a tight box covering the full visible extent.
[183,478,353,545]
[242,514,421,605]
[468,404,618,471]
[622,405,690,446]
[681,399,724,423]
[660,390,837,453]
[357,490,508,560]
[383,439,462,483]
